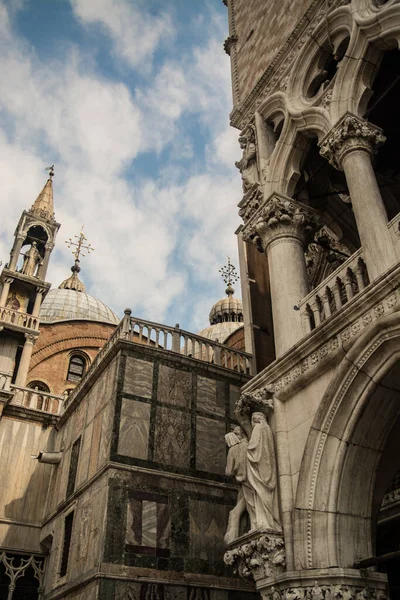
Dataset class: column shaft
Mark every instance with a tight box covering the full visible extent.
[9,237,24,271]
[15,337,35,387]
[268,238,309,356]
[342,149,396,280]
[32,292,43,317]
[0,280,12,307]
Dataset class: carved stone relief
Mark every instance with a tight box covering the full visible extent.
[224,530,285,581]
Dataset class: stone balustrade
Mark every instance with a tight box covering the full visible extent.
[125,315,252,374]
[0,306,39,331]
[299,249,369,333]
[64,311,252,411]
[10,385,64,415]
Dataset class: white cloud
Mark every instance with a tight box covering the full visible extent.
[0,2,243,332]
[70,0,173,71]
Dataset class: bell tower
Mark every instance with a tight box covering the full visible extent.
[0,166,60,406]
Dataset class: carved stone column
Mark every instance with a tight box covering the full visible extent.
[319,113,396,281]
[242,193,323,357]
[37,241,54,280]
[0,277,14,307]
[15,333,37,387]
[32,287,46,317]
[9,234,25,271]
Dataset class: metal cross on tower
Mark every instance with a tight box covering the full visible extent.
[219,257,239,288]
[65,227,94,262]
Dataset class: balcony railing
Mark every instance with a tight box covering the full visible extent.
[299,249,369,333]
[0,306,39,331]
[64,312,252,411]
[10,385,64,415]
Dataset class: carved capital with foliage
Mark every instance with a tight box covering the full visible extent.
[242,193,323,252]
[224,530,286,582]
[319,113,386,170]
[236,385,275,415]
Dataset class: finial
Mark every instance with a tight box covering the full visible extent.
[45,164,55,180]
[219,257,239,296]
[65,226,94,262]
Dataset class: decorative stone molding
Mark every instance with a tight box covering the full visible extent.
[224,529,286,581]
[236,385,275,414]
[241,194,323,252]
[261,581,389,600]
[238,183,264,225]
[319,114,386,170]
[224,34,238,56]
[229,0,350,128]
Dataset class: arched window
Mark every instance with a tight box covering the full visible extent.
[27,381,50,393]
[67,355,86,382]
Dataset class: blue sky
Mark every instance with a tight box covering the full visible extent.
[0,0,242,332]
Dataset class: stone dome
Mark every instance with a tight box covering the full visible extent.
[209,292,243,325]
[197,321,242,344]
[40,288,120,325]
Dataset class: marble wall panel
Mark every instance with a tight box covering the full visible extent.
[157,502,170,549]
[118,399,151,459]
[189,499,230,560]
[98,399,114,467]
[115,582,141,600]
[76,421,93,489]
[154,407,191,469]
[142,500,157,547]
[229,384,240,419]
[88,411,102,479]
[196,417,226,474]
[197,376,225,416]
[165,586,188,600]
[86,359,117,424]
[123,356,154,398]
[157,365,191,408]
[126,497,142,546]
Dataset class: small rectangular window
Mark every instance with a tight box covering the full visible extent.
[60,511,74,577]
[66,437,81,498]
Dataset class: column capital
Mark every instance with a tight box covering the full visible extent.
[319,113,386,170]
[24,333,37,345]
[241,193,323,252]
[44,241,55,251]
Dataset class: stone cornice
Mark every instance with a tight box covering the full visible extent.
[229,0,350,129]
[241,193,323,252]
[319,113,386,170]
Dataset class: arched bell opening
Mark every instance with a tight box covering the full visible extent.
[365,44,400,221]
[292,134,360,289]
[16,225,48,276]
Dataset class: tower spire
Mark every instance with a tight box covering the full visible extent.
[59,227,94,293]
[30,165,55,221]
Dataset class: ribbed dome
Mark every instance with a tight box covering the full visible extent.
[40,288,119,325]
[209,291,243,325]
[197,321,242,344]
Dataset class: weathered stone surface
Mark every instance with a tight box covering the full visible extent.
[124,356,154,398]
[118,399,150,459]
[197,376,225,416]
[196,416,226,474]
[154,406,191,469]
[158,365,191,408]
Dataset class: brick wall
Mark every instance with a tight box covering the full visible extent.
[232,0,316,102]
[28,320,115,395]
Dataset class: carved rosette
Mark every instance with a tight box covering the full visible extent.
[241,193,323,252]
[224,530,286,582]
[319,113,386,171]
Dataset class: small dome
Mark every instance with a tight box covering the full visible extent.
[198,321,242,344]
[40,288,119,325]
[209,292,243,325]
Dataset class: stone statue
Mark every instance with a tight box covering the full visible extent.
[311,582,324,600]
[235,129,259,192]
[21,241,41,277]
[247,412,282,531]
[224,426,256,543]
[5,291,20,311]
